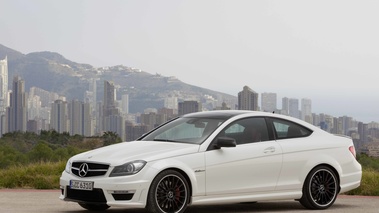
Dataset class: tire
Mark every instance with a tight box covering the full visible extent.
[78,203,110,211]
[299,166,339,210]
[147,170,190,213]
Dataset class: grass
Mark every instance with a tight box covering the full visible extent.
[345,168,379,196]
[0,161,65,189]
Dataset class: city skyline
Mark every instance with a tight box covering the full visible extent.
[0,54,376,126]
[0,54,378,128]
[0,67,378,150]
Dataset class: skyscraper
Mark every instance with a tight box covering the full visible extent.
[301,98,312,123]
[51,100,69,133]
[6,76,27,133]
[281,97,289,115]
[178,101,202,115]
[103,80,117,117]
[289,98,300,119]
[261,92,277,112]
[121,94,129,115]
[69,100,92,136]
[0,56,8,115]
[164,96,178,111]
[104,114,125,141]
[89,78,97,111]
[103,80,124,140]
[238,86,258,111]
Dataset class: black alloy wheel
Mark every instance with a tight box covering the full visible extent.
[147,170,189,213]
[299,166,339,210]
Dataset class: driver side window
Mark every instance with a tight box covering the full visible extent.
[220,117,269,145]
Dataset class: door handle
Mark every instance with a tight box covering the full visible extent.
[264,146,276,153]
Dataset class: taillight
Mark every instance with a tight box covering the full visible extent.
[349,146,356,158]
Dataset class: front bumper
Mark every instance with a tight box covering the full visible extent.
[59,170,152,208]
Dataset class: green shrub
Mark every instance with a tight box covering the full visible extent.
[345,168,379,196]
[0,161,65,189]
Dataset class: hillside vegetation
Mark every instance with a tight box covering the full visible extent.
[0,132,378,195]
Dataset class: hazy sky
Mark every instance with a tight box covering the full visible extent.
[1,0,378,123]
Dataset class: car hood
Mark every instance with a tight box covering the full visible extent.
[71,141,200,166]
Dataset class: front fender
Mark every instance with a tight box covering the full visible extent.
[147,152,206,197]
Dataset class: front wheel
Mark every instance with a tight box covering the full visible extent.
[147,170,190,213]
[78,203,110,211]
[299,166,339,210]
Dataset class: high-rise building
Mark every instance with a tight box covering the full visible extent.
[125,122,148,142]
[164,96,178,113]
[50,100,69,133]
[358,122,368,145]
[102,80,124,139]
[178,101,202,115]
[103,80,116,117]
[89,78,97,112]
[95,102,103,135]
[121,94,129,115]
[27,120,38,134]
[0,56,8,115]
[28,95,42,120]
[104,114,125,141]
[69,100,92,136]
[238,86,258,111]
[0,57,8,136]
[158,107,176,120]
[289,98,300,119]
[332,117,344,135]
[29,87,62,107]
[261,92,277,112]
[301,98,312,123]
[140,112,167,131]
[281,97,289,115]
[6,76,27,133]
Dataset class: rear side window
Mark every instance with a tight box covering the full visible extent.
[270,118,312,139]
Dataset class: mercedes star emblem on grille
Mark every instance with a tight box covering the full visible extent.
[78,163,89,177]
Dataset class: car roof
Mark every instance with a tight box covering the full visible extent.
[181,110,322,133]
[182,110,268,119]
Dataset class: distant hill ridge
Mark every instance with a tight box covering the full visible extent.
[0,44,237,113]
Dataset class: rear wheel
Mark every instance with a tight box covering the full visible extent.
[299,166,338,210]
[78,203,110,211]
[147,170,190,213]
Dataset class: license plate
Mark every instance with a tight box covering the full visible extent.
[70,180,94,191]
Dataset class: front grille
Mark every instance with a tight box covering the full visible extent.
[71,162,109,177]
[66,187,107,203]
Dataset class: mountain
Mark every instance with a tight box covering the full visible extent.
[0,44,237,113]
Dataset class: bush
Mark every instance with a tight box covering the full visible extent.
[345,168,379,196]
[0,161,65,189]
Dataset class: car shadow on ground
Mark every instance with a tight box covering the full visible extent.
[59,201,353,213]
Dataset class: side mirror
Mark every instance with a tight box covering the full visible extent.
[214,137,237,149]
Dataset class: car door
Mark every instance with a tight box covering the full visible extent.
[205,117,283,195]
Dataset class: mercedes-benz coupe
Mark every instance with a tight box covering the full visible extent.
[60,110,361,213]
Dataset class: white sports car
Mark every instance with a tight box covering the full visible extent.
[60,110,362,213]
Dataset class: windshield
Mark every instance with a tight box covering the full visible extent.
[140,117,225,144]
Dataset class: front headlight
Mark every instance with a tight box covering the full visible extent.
[110,160,146,177]
[65,159,72,174]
